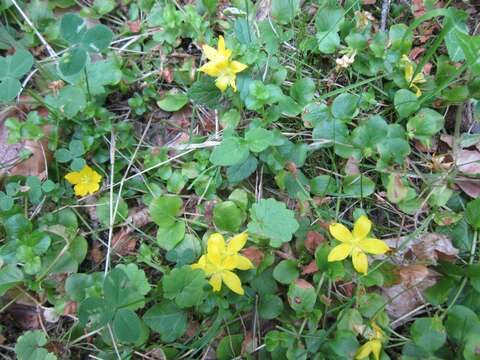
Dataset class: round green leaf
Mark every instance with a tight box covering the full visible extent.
[210,137,250,166]
[149,196,183,228]
[342,175,375,197]
[394,89,420,119]
[112,308,141,343]
[157,93,189,112]
[410,317,446,352]
[310,175,336,195]
[95,194,128,227]
[0,77,21,102]
[81,25,113,52]
[273,260,299,285]
[162,266,208,308]
[143,301,187,343]
[216,334,244,360]
[60,13,86,44]
[287,279,316,313]
[213,201,243,232]
[331,93,358,120]
[259,294,284,319]
[59,47,87,76]
[157,222,185,251]
[466,198,480,229]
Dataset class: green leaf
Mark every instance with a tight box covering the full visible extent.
[310,175,336,196]
[81,25,113,52]
[143,301,187,342]
[331,93,358,120]
[410,317,446,352]
[163,266,208,308]
[287,279,316,313]
[188,77,222,107]
[454,30,480,75]
[95,194,128,227]
[112,308,141,343]
[216,334,244,360]
[59,47,87,76]
[247,198,299,247]
[315,5,344,32]
[54,148,72,163]
[227,156,258,184]
[70,157,86,172]
[213,201,244,232]
[0,77,21,102]
[259,294,284,320]
[210,137,250,166]
[157,93,189,112]
[407,108,444,147]
[5,214,32,239]
[330,331,359,358]
[78,297,113,328]
[271,0,300,24]
[273,260,299,284]
[245,127,275,153]
[466,198,480,229]
[445,305,480,342]
[0,264,23,296]
[149,195,183,227]
[93,0,115,15]
[316,31,340,54]
[15,330,57,360]
[342,175,375,197]
[60,13,86,44]
[69,140,85,157]
[157,222,186,251]
[290,78,315,105]
[44,85,86,117]
[0,48,34,79]
[394,89,420,119]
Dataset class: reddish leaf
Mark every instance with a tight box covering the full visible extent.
[304,231,325,253]
[242,246,264,267]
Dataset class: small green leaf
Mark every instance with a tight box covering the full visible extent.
[287,279,316,313]
[247,198,299,247]
[310,175,336,196]
[216,334,244,360]
[466,198,480,229]
[259,294,284,319]
[157,222,186,251]
[149,196,183,228]
[210,137,250,166]
[290,78,315,105]
[59,47,87,76]
[407,108,444,147]
[271,0,300,24]
[15,330,58,360]
[162,266,208,308]
[331,93,358,120]
[188,77,222,107]
[342,175,375,197]
[60,13,87,44]
[0,77,21,102]
[81,25,113,52]
[55,148,72,163]
[394,89,420,118]
[157,93,189,112]
[0,264,23,296]
[112,308,141,343]
[410,317,446,352]
[143,301,187,342]
[273,260,299,284]
[227,156,258,184]
[213,201,244,232]
[95,194,128,227]
[245,127,275,153]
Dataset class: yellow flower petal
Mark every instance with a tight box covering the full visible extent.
[191,255,207,271]
[370,339,382,360]
[329,223,353,242]
[222,255,238,270]
[227,233,248,253]
[202,44,220,61]
[355,341,373,359]
[74,183,90,197]
[328,243,352,262]
[199,61,222,77]
[230,60,248,74]
[215,75,230,92]
[359,238,390,255]
[353,215,372,240]
[411,83,422,97]
[65,171,82,185]
[208,233,225,256]
[233,254,254,270]
[221,270,244,295]
[209,273,222,292]
[352,249,368,274]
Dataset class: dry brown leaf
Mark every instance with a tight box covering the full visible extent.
[456,177,480,198]
[8,304,42,329]
[0,109,52,179]
[304,231,325,253]
[301,260,318,275]
[127,20,141,33]
[256,0,271,21]
[344,156,360,175]
[111,229,137,256]
[385,232,458,265]
[63,301,77,316]
[456,149,480,175]
[440,134,453,147]
[242,246,264,267]
[363,0,376,4]
[381,265,438,323]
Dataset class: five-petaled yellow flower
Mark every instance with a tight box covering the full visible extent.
[192,232,254,295]
[402,55,426,97]
[65,165,102,197]
[199,35,247,92]
[327,215,389,274]
[356,322,384,360]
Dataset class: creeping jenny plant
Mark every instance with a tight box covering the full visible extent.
[192,233,254,295]
[328,215,390,274]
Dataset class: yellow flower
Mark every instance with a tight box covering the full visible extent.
[356,322,384,360]
[199,35,247,92]
[65,165,102,197]
[192,232,254,295]
[327,215,389,274]
[402,55,426,97]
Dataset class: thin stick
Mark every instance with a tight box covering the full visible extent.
[10,0,57,58]
[104,130,116,277]
[380,0,391,32]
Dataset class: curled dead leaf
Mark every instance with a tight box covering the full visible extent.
[456,177,480,198]
[381,265,438,323]
[344,156,360,175]
[301,260,318,275]
[456,149,480,175]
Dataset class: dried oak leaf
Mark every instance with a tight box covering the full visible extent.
[242,246,264,267]
[456,177,480,199]
[456,149,480,175]
[301,260,318,275]
[381,265,438,323]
